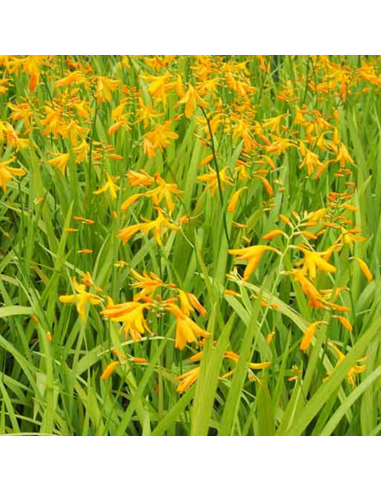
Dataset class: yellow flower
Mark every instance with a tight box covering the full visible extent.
[143,121,178,157]
[114,260,129,269]
[101,300,152,341]
[108,102,131,136]
[221,351,271,380]
[327,343,367,389]
[47,153,70,176]
[267,332,275,344]
[0,156,26,191]
[72,139,90,164]
[298,247,337,279]
[55,70,87,88]
[8,102,33,130]
[0,78,9,95]
[266,136,297,155]
[59,277,102,321]
[72,100,91,119]
[41,106,64,138]
[21,55,47,91]
[117,210,180,246]
[337,227,367,249]
[262,114,287,134]
[135,99,163,128]
[299,231,318,241]
[59,120,89,146]
[198,154,214,168]
[140,72,174,103]
[95,76,120,102]
[177,290,207,317]
[145,174,184,212]
[294,107,308,125]
[299,142,324,176]
[279,214,291,225]
[130,269,163,301]
[139,210,180,246]
[168,304,210,350]
[198,166,234,197]
[93,173,120,200]
[78,249,93,255]
[229,245,280,282]
[127,169,155,188]
[224,289,241,298]
[175,84,209,118]
[335,143,354,168]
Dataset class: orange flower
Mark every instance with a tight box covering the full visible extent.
[266,332,275,344]
[101,361,120,381]
[228,187,247,213]
[299,231,318,240]
[177,367,200,394]
[300,321,327,352]
[255,175,274,196]
[279,214,291,225]
[326,302,350,313]
[334,316,353,332]
[224,290,241,298]
[120,193,145,212]
[116,224,143,244]
[352,257,373,282]
[262,229,286,241]
[289,269,325,309]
